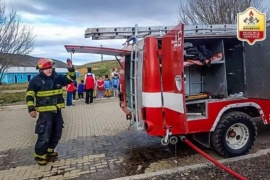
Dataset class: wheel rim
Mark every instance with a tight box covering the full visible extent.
[225,123,249,149]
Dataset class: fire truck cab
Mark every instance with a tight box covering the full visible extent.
[66,23,270,158]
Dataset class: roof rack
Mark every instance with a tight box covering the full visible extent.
[85,24,238,40]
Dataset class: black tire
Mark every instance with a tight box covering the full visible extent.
[211,111,257,157]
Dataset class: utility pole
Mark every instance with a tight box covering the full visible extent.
[70,49,75,61]
[101,45,103,61]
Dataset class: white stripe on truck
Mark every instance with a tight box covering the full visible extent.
[142,92,184,113]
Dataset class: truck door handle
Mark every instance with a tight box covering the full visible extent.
[175,75,182,91]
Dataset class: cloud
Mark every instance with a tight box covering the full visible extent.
[4,0,179,65]
[13,0,179,22]
[7,0,270,66]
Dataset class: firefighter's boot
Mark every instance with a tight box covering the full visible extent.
[47,148,58,162]
[34,154,47,166]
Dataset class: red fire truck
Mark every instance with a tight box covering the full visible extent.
[65,23,270,158]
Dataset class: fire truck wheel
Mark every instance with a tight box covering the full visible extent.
[211,111,257,158]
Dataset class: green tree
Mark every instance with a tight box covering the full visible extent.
[0,0,35,84]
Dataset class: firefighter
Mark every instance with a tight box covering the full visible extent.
[26,58,76,165]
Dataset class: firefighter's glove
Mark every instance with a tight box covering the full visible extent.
[29,111,37,118]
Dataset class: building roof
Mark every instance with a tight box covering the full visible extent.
[6,66,68,73]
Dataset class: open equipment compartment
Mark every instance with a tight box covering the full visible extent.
[184,38,226,98]
[184,36,246,116]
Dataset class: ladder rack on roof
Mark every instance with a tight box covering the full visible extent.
[84,24,237,40]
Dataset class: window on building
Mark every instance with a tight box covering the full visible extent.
[21,75,23,79]
[27,75,31,82]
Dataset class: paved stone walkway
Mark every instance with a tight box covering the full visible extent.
[0,99,155,180]
[2,98,270,179]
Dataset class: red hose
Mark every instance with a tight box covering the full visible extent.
[183,138,248,180]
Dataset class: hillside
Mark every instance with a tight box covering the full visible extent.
[76,59,121,77]
[0,54,67,68]
[0,53,121,77]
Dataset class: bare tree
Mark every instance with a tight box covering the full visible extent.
[178,0,270,25]
[0,0,35,84]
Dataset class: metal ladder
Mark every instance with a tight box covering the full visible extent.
[126,25,143,130]
[84,24,237,40]
[128,43,141,130]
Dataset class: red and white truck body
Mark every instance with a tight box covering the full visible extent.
[65,23,270,157]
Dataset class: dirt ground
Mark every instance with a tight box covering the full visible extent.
[142,152,270,180]
[55,116,270,179]
[121,120,270,180]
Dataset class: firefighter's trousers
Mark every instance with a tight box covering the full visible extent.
[35,110,64,156]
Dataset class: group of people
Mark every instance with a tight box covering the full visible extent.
[96,67,120,99]
[65,67,120,105]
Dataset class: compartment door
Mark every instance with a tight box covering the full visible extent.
[161,23,187,134]
[64,45,130,56]
[244,26,270,99]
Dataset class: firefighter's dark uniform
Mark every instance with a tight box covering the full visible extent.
[26,67,76,161]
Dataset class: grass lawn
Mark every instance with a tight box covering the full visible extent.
[0,83,68,106]
[0,83,28,105]
[0,92,26,105]
[0,83,28,90]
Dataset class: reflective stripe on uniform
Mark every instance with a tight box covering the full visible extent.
[47,148,54,153]
[36,106,57,112]
[66,75,73,81]
[68,72,75,76]
[34,153,46,159]
[36,103,65,112]
[27,101,35,107]
[26,91,35,97]
[36,89,63,97]
[57,103,65,109]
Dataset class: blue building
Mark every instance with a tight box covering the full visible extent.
[2,66,80,84]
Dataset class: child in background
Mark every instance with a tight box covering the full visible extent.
[97,76,105,98]
[104,74,112,98]
[66,82,74,106]
[111,74,119,97]
[77,80,84,99]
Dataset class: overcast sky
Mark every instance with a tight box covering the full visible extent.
[5,0,270,65]
[5,0,180,65]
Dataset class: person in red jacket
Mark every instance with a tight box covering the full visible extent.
[66,82,74,106]
[84,67,96,104]
[97,76,105,98]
